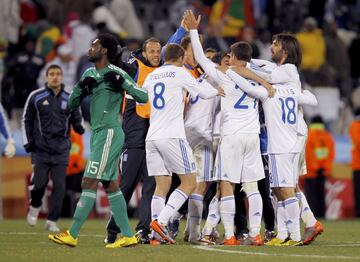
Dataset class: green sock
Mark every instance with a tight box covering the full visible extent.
[108,190,133,237]
[69,190,96,238]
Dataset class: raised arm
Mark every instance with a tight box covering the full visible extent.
[225,69,269,100]
[182,69,219,100]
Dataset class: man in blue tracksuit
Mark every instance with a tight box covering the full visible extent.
[22,64,84,232]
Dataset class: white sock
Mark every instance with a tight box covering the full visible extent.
[151,195,165,221]
[276,201,288,240]
[202,196,220,236]
[158,189,188,225]
[246,191,263,237]
[188,193,204,240]
[171,211,183,222]
[220,195,235,239]
[284,197,301,241]
[296,192,317,228]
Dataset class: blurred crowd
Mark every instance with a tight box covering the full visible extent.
[0,0,360,133]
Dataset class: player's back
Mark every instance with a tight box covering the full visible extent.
[263,82,301,154]
[220,77,260,136]
[144,64,189,141]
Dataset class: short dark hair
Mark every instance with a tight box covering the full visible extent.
[212,51,229,64]
[272,33,302,67]
[205,47,217,54]
[230,41,252,62]
[98,33,119,63]
[142,37,161,51]
[180,36,191,50]
[46,64,62,75]
[164,43,184,62]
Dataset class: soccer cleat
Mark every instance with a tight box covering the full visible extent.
[27,206,40,227]
[168,219,180,239]
[150,220,175,244]
[221,236,239,246]
[302,221,324,245]
[235,230,249,241]
[264,230,276,243]
[104,231,117,244]
[135,230,150,244]
[105,236,138,248]
[240,234,264,246]
[264,237,288,246]
[49,230,78,247]
[44,220,60,232]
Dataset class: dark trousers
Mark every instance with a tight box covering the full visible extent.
[107,148,155,234]
[235,155,275,232]
[30,163,67,221]
[304,176,326,218]
[353,170,360,217]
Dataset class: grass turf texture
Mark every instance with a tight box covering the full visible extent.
[0,219,360,262]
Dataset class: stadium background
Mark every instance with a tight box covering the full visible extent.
[0,0,359,220]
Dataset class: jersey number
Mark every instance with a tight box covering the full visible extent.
[234,92,257,109]
[87,161,99,175]
[190,95,199,104]
[279,97,296,124]
[153,82,165,109]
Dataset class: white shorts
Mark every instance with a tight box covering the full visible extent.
[269,153,300,188]
[146,138,196,176]
[192,141,214,182]
[213,134,265,184]
[298,136,307,177]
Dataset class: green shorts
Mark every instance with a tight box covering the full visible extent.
[84,127,124,181]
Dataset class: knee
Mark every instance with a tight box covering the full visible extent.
[219,181,233,197]
[242,182,259,195]
[104,181,119,194]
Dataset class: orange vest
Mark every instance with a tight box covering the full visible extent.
[132,58,157,119]
[66,129,85,176]
[349,120,360,170]
[305,124,335,178]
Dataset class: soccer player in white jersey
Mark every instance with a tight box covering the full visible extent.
[143,43,224,244]
[184,10,275,246]
[222,33,318,246]
[233,40,323,245]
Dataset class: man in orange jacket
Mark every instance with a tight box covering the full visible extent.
[305,115,335,218]
[350,108,360,217]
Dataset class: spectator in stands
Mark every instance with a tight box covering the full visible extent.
[296,17,335,87]
[1,35,44,118]
[240,25,260,58]
[0,103,15,158]
[350,107,360,217]
[37,43,77,93]
[23,64,84,232]
[324,19,351,101]
[304,115,335,218]
[109,0,144,40]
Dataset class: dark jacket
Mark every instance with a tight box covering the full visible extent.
[22,84,84,165]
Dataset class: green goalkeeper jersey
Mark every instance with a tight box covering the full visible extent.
[69,64,148,131]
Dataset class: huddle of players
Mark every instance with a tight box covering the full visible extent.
[141,10,324,247]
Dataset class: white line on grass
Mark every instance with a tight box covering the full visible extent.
[193,246,360,260]
[0,231,104,238]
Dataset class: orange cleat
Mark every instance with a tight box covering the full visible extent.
[150,220,175,244]
[240,234,264,246]
[221,236,239,246]
[302,221,324,245]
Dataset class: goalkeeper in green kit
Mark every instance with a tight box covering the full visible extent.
[49,33,148,248]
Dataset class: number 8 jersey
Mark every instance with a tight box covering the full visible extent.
[143,64,217,141]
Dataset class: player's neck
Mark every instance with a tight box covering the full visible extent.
[95,57,110,70]
[164,60,182,67]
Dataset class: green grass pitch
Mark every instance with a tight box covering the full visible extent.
[0,219,360,262]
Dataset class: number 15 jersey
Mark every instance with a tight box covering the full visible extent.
[143,64,217,141]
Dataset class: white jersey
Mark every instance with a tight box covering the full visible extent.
[189,29,260,136]
[226,69,317,154]
[144,64,217,141]
[185,74,218,147]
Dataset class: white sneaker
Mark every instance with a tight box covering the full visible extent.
[26,206,40,226]
[44,220,60,232]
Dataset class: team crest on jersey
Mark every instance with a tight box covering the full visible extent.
[61,100,67,110]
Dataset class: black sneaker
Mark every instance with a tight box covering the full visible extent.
[104,231,117,244]
[235,229,249,241]
[135,230,150,244]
